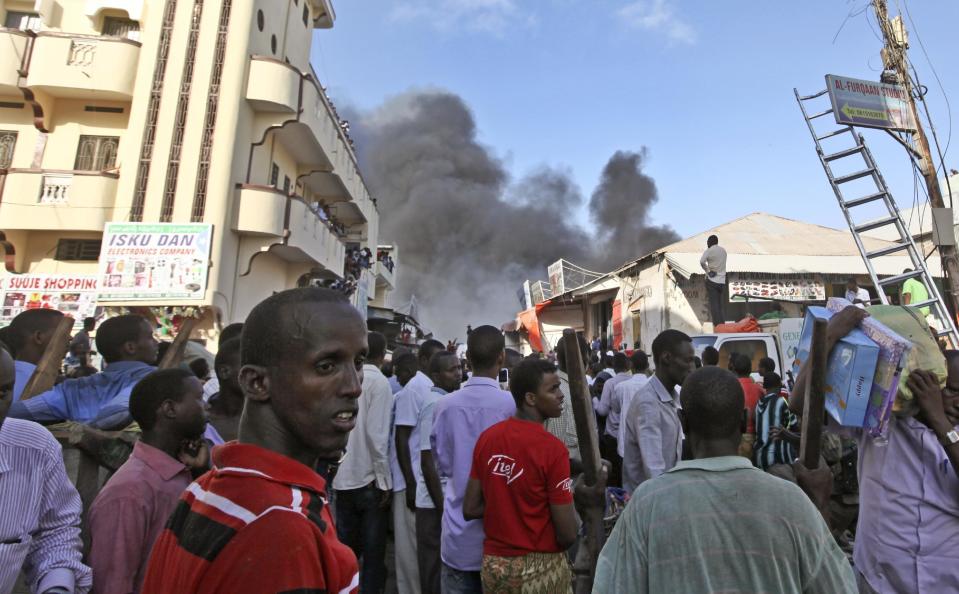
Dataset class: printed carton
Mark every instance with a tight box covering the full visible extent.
[792,306,880,427]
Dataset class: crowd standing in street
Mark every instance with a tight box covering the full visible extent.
[0,286,957,594]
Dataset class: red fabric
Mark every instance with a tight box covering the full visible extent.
[739,378,765,434]
[518,308,544,353]
[611,300,623,350]
[470,418,573,557]
[715,316,760,333]
[141,443,359,594]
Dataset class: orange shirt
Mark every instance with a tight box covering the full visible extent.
[738,378,765,434]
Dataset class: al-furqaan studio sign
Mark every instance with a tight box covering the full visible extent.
[826,74,916,132]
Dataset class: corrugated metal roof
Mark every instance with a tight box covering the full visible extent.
[659,212,897,256]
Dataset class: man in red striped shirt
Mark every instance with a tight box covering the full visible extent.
[141,288,364,594]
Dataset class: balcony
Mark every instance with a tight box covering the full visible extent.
[374,259,395,290]
[0,169,119,231]
[27,33,140,100]
[245,57,299,113]
[0,29,28,96]
[233,184,345,275]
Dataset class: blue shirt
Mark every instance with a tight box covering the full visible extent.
[13,360,36,402]
[9,361,155,429]
[430,376,515,571]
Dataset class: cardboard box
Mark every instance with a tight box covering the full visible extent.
[791,306,880,427]
[826,298,911,437]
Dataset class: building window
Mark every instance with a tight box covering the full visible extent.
[270,162,279,187]
[74,135,119,170]
[302,5,309,26]
[102,16,140,40]
[55,239,102,261]
[0,131,16,169]
[283,175,291,194]
[4,11,41,31]
[256,9,264,31]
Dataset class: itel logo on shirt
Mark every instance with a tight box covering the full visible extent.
[488,454,525,484]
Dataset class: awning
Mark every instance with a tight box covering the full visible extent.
[518,308,544,353]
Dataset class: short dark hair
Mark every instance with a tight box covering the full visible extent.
[763,372,783,390]
[847,277,858,286]
[219,323,244,346]
[681,367,744,440]
[556,332,589,373]
[707,235,719,246]
[83,317,97,330]
[368,331,387,361]
[702,346,719,366]
[758,357,776,373]
[509,358,557,407]
[612,352,629,373]
[418,339,445,365]
[242,288,350,368]
[215,337,241,378]
[188,358,210,379]
[466,325,505,370]
[96,315,150,363]
[394,352,417,375]
[651,329,691,365]
[730,353,752,376]
[428,350,458,374]
[129,368,195,431]
[630,350,649,372]
[8,308,65,353]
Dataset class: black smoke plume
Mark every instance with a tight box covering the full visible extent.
[351,91,679,340]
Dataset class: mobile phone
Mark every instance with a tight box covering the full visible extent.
[498,368,509,384]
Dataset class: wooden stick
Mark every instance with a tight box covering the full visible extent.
[158,318,197,369]
[563,328,605,594]
[799,318,829,469]
[20,315,74,400]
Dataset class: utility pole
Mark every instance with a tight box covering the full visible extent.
[872,0,959,320]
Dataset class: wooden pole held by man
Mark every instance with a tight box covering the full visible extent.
[799,318,829,469]
[158,318,197,369]
[20,315,75,400]
[562,328,606,593]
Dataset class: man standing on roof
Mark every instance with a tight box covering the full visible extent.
[700,234,727,326]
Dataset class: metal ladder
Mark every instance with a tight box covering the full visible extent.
[794,86,959,345]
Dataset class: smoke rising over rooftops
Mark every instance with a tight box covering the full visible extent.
[351,90,679,340]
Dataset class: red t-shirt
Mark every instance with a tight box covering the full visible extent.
[470,417,573,557]
[739,378,765,434]
[141,442,359,594]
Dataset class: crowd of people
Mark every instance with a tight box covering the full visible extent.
[0,288,956,594]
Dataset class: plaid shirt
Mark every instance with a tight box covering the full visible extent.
[547,371,581,462]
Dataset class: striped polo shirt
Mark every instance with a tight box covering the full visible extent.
[141,442,359,594]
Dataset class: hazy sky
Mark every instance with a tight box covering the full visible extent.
[311,0,959,240]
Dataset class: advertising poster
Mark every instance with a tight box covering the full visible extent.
[0,274,99,328]
[729,274,825,302]
[97,223,213,301]
[825,74,916,131]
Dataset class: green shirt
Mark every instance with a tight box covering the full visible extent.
[593,456,856,594]
[902,278,930,315]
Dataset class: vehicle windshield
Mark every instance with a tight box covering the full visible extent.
[691,336,717,357]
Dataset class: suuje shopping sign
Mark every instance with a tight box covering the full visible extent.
[825,74,916,132]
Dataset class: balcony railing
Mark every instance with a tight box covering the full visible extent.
[0,169,119,230]
[27,32,140,99]
[39,174,72,203]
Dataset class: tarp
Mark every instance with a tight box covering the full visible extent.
[518,308,544,353]
[612,299,623,350]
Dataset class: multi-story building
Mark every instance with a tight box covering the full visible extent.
[0,0,394,338]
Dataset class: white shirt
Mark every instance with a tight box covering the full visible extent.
[333,364,395,491]
[202,377,219,402]
[415,387,448,509]
[616,374,651,458]
[845,287,871,308]
[700,245,728,284]
[389,371,433,493]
